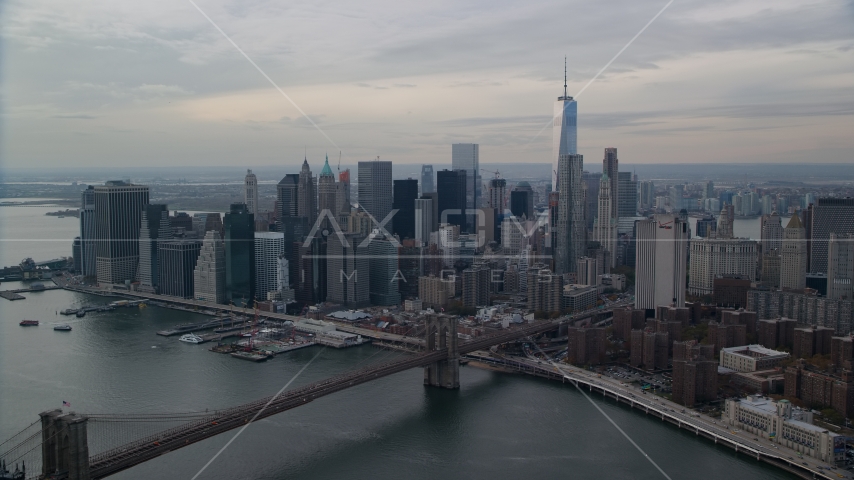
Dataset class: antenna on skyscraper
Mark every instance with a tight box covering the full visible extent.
[337,151,341,174]
[564,56,567,99]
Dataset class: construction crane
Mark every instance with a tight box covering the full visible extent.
[480,168,500,179]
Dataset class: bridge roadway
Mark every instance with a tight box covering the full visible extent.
[86,305,625,478]
[466,352,843,480]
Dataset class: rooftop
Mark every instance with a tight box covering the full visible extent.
[721,344,790,359]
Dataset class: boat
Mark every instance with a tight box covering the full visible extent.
[179,333,204,344]
[53,324,72,331]
[76,309,86,318]
[19,320,39,326]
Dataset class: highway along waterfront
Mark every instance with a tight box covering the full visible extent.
[0,285,798,480]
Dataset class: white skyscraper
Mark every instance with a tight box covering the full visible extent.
[827,233,854,300]
[244,169,259,215]
[780,214,807,290]
[254,232,285,300]
[593,173,616,269]
[688,238,757,296]
[552,60,577,190]
[635,214,688,311]
[439,223,460,268]
[194,230,226,304]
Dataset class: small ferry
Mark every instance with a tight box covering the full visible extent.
[19,320,39,326]
[53,324,72,331]
[179,333,204,344]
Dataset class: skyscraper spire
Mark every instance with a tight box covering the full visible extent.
[564,56,567,99]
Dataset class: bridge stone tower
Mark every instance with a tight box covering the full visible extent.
[40,409,90,480]
[423,313,460,389]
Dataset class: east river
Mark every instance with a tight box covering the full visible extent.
[0,202,796,479]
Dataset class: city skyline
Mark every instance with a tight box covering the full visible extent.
[3,0,853,168]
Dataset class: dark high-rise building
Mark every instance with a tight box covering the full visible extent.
[276,174,300,224]
[94,181,150,285]
[810,198,854,274]
[555,154,585,275]
[326,233,370,307]
[567,327,607,365]
[420,165,435,195]
[79,186,96,277]
[358,160,393,223]
[392,179,418,240]
[695,215,717,238]
[224,203,255,306]
[510,182,534,220]
[158,239,202,298]
[617,171,637,217]
[298,158,318,227]
[582,171,600,231]
[488,178,507,243]
[436,169,467,231]
[603,148,619,219]
[137,204,170,293]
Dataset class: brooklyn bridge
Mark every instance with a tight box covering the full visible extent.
[0,305,621,480]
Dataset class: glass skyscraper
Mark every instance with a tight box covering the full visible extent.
[552,79,577,190]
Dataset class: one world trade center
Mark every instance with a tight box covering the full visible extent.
[552,60,577,190]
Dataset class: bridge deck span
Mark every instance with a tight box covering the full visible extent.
[80,304,625,478]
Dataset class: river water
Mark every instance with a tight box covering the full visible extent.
[0,204,795,479]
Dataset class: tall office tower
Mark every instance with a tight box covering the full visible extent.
[157,239,202,298]
[420,165,435,195]
[703,181,715,200]
[326,233,370,307]
[392,179,418,240]
[487,178,507,242]
[639,181,655,210]
[552,60,577,190]
[716,206,734,239]
[439,223,460,268]
[603,148,619,219]
[500,216,525,256]
[254,232,285,300]
[451,147,479,204]
[297,158,317,227]
[760,249,781,288]
[94,181,150,285]
[276,173,299,224]
[224,203,255,306]
[760,211,784,253]
[317,155,338,218]
[828,233,854,300]
[635,214,688,312]
[358,159,393,223]
[548,191,560,256]
[811,198,854,273]
[192,213,224,239]
[688,237,757,296]
[488,178,506,211]
[194,230,226,303]
[554,154,585,275]
[436,169,467,231]
[802,203,813,272]
[414,198,434,245]
[509,182,534,219]
[79,186,97,277]
[244,169,259,215]
[593,174,616,269]
[337,169,351,216]
[695,215,716,238]
[368,236,401,306]
[137,204,171,293]
[296,237,326,305]
[618,171,638,217]
[582,171,600,230]
[780,214,807,290]
[452,143,481,224]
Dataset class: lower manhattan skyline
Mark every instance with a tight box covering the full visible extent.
[3,0,854,169]
[3,2,854,480]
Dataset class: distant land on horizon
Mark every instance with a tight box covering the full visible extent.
[2,162,854,184]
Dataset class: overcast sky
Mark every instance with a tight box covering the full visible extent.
[2,0,853,170]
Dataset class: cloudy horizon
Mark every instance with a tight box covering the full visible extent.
[2,0,853,169]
